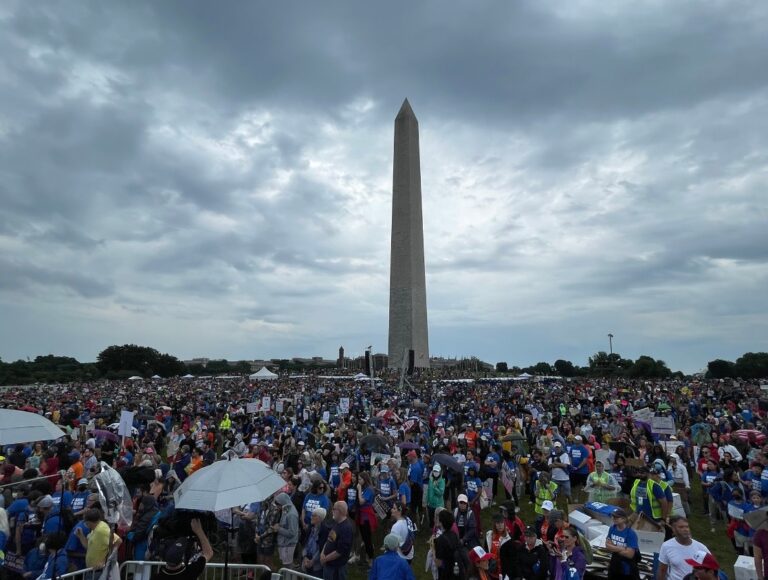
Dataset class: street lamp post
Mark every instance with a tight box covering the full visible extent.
[608,333,614,355]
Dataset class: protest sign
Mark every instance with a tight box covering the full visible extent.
[118,410,134,437]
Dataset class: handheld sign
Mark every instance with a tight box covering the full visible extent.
[118,410,134,437]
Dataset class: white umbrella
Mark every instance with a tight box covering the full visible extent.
[173,454,285,579]
[0,409,66,445]
[174,455,285,512]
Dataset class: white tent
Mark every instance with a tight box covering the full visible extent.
[181,374,195,379]
[128,376,143,381]
[151,375,162,380]
[249,367,278,380]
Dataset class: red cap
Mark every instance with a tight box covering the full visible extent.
[469,546,493,564]
[406,450,417,459]
[685,551,719,571]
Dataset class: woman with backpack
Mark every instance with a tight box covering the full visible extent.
[390,503,416,564]
[434,509,469,580]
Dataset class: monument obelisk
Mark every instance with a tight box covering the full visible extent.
[388,99,430,369]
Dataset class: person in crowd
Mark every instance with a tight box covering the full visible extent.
[301,506,330,576]
[390,503,416,564]
[427,464,446,529]
[551,527,586,580]
[152,518,213,580]
[584,460,618,503]
[657,516,712,580]
[321,501,353,580]
[368,533,415,580]
[548,442,571,505]
[272,492,299,569]
[433,509,465,580]
[356,472,377,568]
[605,508,640,579]
[518,526,549,580]
[455,493,480,549]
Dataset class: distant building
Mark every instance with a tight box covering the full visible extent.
[337,346,345,368]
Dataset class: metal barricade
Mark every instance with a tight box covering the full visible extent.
[119,560,273,580]
[277,568,322,580]
[59,567,99,580]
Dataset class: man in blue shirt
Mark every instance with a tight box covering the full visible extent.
[406,451,424,522]
[569,435,590,488]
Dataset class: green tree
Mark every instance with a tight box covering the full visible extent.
[707,359,735,379]
[734,352,768,379]
[626,355,671,378]
[496,362,508,372]
[532,362,553,375]
[553,359,576,377]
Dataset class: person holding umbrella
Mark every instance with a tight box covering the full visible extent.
[152,518,213,580]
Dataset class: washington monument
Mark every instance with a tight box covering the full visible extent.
[388,99,430,369]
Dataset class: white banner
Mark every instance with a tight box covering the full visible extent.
[340,398,350,415]
[651,416,676,436]
[322,411,330,423]
[118,410,134,437]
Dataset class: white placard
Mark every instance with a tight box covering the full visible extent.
[340,398,350,415]
[651,416,676,436]
[118,410,134,437]
[303,409,310,420]
[633,408,654,422]
[261,396,271,411]
[276,400,284,413]
[246,402,258,414]
[322,411,330,423]
[318,387,326,394]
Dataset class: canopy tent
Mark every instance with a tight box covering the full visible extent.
[249,366,278,380]
[127,376,143,381]
[151,374,162,379]
[181,374,195,379]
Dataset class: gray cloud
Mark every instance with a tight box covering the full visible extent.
[0,1,766,372]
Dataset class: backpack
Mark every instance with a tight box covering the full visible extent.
[576,531,593,564]
[452,543,471,580]
[400,517,417,556]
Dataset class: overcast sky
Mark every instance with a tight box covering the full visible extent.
[1,1,766,373]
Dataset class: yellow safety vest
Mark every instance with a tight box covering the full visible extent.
[535,481,559,514]
[630,479,662,519]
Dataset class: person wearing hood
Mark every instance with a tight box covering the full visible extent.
[427,464,445,530]
[271,492,299,568]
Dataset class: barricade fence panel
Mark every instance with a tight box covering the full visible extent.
[119,560,272,580]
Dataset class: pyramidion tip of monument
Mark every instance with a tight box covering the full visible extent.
[397,98,416,119]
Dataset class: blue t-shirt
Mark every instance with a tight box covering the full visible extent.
[608,525,639,576]
[408,460,425,485]
[484,452,501,475]
[70,491,90,513]
[377,477,397,505]
[345,486,358,513]
[398,482,411,506]
[51,491,73,510]
[465,476,483,502]
[361,487,375,507]
[570,445,590,474]
[329,464,341,488]
[302,493,331,525]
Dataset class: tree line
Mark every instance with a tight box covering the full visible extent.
[1,344,766,386]
[495,351,768,380]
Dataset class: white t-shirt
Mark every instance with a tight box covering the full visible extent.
[391,518,415,560]
[658,538,710,580]
[549,452,571,482]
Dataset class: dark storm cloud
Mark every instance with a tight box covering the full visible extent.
[0,0,766,371]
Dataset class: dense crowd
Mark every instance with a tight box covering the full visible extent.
[1,373,767,580]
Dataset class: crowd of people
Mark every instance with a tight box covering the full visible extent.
[1,372,767,580]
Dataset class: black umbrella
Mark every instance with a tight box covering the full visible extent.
[432,453,463,474]
[360,434,389,452]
